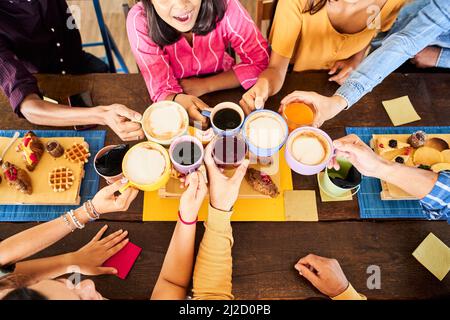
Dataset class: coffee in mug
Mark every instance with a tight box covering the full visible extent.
[169,136,204,174]
[285,127,333,175]
[142,101,188,145]
[203,102,244,136]
[94,144,129,183]
[124,144,167,185]
[242,110,288,157]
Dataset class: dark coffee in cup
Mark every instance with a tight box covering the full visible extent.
[213,108,242,131]
[212,135,247,167]
[95,144,129,177]
[172,141,202,166]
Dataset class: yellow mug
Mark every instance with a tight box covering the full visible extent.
[120,141,171,193]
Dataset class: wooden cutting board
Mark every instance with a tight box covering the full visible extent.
[371,133,450,200]
[0,137,85,205]
[159,156,281,199]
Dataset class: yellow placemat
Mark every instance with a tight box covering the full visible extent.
[317,172,353,202]
[412,233,450,281]
[382,96,421,126]
[0,137,84,205]
[143,146,293,221]
[284,190,318,222]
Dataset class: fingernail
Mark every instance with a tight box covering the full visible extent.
[135,114,142,121]
[334,141,342,147]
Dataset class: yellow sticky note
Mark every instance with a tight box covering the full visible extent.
[382,96,421,126]
[412,233,450,281]
[284,190,318,221]
[317,173,353,202]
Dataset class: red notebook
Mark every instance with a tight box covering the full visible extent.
[102,242,142,280]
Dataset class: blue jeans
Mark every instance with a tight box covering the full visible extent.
[336,0,450,107]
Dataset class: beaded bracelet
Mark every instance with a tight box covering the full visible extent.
[87,200,100,219]
[83,202,95,221]
[68,209,85,229]
[178,210,198,225]
[61,214,75,232]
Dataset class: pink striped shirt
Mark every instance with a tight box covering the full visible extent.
[126,0,270,102]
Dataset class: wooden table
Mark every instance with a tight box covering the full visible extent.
[0,72,449,299]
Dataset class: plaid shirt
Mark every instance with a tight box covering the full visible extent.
[420,171,450,223]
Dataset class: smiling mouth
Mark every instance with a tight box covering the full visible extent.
[173,11,192,23]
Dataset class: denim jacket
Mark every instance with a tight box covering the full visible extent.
[336,0,450,108]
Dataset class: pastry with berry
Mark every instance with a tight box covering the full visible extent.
[2,161,32,195]
[245,168,279,198]
[16,131,45,171]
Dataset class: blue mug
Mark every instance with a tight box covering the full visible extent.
[242,109,288,157]
[201,102,244,137]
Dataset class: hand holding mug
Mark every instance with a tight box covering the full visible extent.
[280,91,347,128]
[91,180,139,214]
[330,134,387,178]
[179,171,208,222]
[240,79,269,115]
[99,104,144,142]
[204,141,250,212]
[295,254,349,298]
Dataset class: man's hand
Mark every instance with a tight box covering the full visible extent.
[329,51,365,85]
[295,254,349,298]
[280,91,347,128]
[98,104,144,141]
[411,46,441,68]
[330,134,387,178]
[204,141,249,211]
[240,79,269,115]
[174,94,209,129]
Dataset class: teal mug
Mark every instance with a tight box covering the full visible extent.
[318,158,361,199]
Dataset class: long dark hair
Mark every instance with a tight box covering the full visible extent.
[0,274,47,300]
[303,0,332,14]
[142,0,227,47]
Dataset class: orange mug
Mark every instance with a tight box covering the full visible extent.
[282,102,316,132]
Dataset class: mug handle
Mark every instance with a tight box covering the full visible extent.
[119,181,132,194]
[201,109,212,118]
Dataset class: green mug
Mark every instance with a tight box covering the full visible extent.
[318,158,361,199]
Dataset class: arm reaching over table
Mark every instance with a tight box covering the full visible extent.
[331,135,449,222]
[280,0,450,127]
[151,171,207,300]
[0,181,138,267]
[192,142,249,300]
[295,254,366,300]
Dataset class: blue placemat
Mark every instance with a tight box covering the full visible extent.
[346,126,450,220]
[0,130,106,222]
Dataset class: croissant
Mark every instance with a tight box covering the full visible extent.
[2,161,33,195]
[16,131,45,171]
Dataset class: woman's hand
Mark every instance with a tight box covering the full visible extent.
[68,225,129,276]
[180,78,210,97]
[179,171,208,222]
[203,141,249,212]
[411,46,441,68]
[328,51,366,85]
[174,94,209,129]
[240,79,269,115]
[280,91,347,128]
[91,180,139,215]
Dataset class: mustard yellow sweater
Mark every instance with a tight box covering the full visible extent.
[192,206,365,300]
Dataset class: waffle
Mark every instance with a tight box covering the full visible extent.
[48,167,75,192]
[64,142,90,164]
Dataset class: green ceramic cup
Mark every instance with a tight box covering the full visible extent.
[318,158,361,199]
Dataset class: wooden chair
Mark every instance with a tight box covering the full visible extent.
[255,0,278,36]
